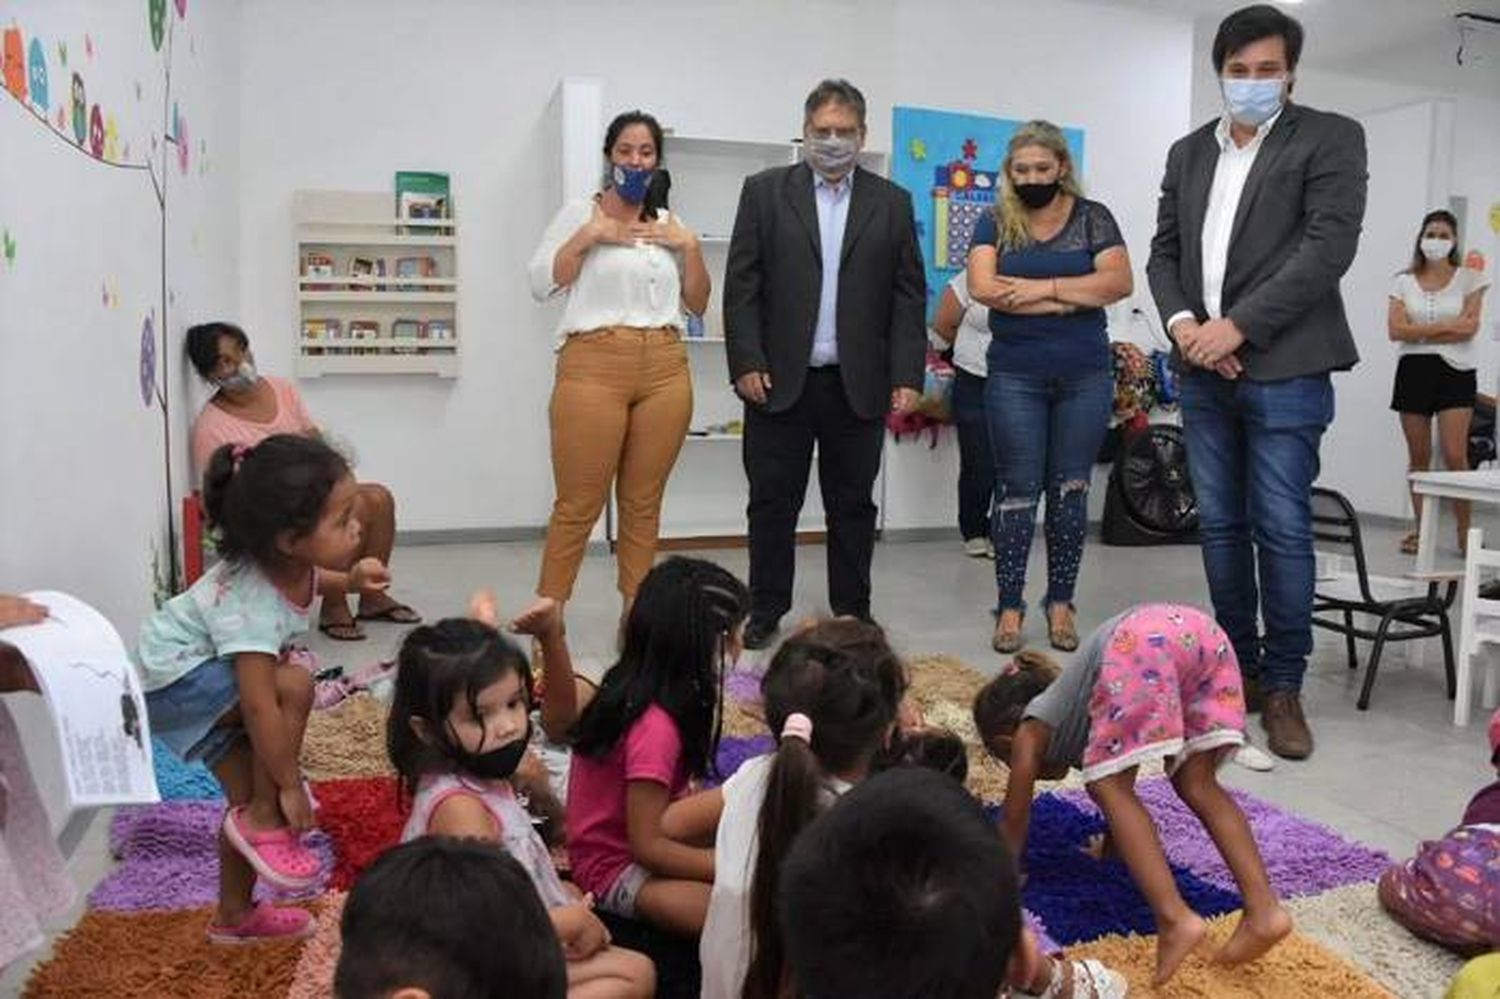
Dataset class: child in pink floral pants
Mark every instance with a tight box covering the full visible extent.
[1082,604,1248,781]
[976,604,1291,986]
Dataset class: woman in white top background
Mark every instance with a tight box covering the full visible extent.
[1388,209,1491,554]
[529,111,710,625]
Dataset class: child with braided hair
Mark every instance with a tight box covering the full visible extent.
[565,557,749,936]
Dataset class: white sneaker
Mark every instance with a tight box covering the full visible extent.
[964,537,994,559]
[1232,743,1276,772]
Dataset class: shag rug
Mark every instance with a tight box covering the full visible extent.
[24,655,1463,997]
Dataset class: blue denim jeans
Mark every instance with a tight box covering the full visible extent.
[985,368,1113,611]
[952,369,994,542]
[1179,370,1334,693]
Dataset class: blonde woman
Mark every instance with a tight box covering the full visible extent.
[966,121,1133,654]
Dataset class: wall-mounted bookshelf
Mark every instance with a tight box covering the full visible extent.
[293,190,460,378]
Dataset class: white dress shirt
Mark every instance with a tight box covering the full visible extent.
[1167,110,1283,335]
[528,199,687,346]
[810,172,852,367]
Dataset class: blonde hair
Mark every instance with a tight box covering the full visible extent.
[993,120,1085,251]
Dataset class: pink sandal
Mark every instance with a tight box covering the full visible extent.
[222,807,321,890]
[206,902,314,945]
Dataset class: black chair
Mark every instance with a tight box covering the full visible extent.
[1310,486,1457,710]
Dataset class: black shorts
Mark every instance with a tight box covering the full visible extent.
[1390,353,1476,416]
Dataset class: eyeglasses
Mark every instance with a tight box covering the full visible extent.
[807,126,860,141]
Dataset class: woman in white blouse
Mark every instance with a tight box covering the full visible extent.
[529,111,710,620]
[1389,209,1491,554]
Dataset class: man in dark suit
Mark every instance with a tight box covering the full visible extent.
[1148,4,1367,760]
[725,79,926,649]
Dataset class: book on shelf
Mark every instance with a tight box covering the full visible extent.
[301,318,341,356]
[425,319,455,353]
[349,320,380,356]
[303,251,337,290]
[395,171,451,232]
[391,318,422,356]
[393,255,438,290]
[348,256,387,290]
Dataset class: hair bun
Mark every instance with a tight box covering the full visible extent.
[1011,649,1062,683]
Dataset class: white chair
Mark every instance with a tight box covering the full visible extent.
[1455,526,1500,726]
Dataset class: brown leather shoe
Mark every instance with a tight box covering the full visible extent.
[1261,691,1313,760]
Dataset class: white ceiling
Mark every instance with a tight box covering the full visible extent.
[1085,0,1500,98]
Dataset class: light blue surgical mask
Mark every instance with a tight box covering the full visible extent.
[1222,77,1286,128]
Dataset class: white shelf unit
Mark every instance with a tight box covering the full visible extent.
[640,133,890,545]
[293,190,460,378]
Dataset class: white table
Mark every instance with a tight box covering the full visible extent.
[1410,470,1500,719]
[1410,469,1500,575]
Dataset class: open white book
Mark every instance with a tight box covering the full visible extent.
[4,591,160,808]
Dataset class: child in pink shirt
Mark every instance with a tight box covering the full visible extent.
[567,558,749,936]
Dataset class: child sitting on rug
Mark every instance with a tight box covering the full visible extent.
[975,603,1293,985]
[663,618,908,999]
[335,836,568,999]
[567,557,749,936]
[387,608,655,998]
[138,435,390,943]
[780,766,1123,999]
[1377,707,1500,956]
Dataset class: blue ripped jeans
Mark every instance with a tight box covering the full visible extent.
[985,368,1113,612]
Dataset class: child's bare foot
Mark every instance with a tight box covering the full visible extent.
[1213,905,1293,968]
[1154,912,1208,985]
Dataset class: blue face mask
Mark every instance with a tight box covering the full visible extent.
[611,164,655,205]
[1222,77,1286,128]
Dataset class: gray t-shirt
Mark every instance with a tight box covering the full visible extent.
[1024,611,1128,771]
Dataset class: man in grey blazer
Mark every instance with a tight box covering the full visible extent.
[725,79,926,649]
[1148,4,1367,760]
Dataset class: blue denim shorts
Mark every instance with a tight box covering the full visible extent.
[145,655,243,769]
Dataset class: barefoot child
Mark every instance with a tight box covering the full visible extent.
[138,435,389,942]
[975,603,1292,985]
[387,605,655,998]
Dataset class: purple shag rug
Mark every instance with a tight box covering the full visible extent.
[1055,779,1391,899]
[92,801,333,911]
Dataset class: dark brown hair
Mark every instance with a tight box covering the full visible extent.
[742,618,906,999]
[972,650,1061,753]
[201,434,349,569]
[602,110,670,221]
[1212,4,1304,73]
[1410,209,1461,275]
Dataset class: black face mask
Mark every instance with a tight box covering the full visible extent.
[1015,181,1061,210]
[453,718,532,781]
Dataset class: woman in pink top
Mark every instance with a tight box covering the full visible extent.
[186,322,420,640]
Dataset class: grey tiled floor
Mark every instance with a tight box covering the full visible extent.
[4,525,1494,993]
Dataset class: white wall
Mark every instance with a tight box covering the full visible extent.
[235,0,1194,535]
[0,0,240,829]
